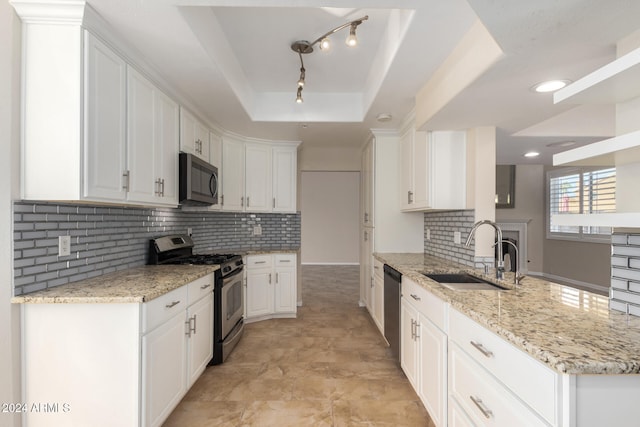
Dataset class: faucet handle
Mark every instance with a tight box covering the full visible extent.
[482,263,491,275]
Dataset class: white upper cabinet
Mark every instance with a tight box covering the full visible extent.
[209,131,222,170]
[221,136,246,211]
[84,32,128,202]
[18,19,178,207]
[221,137,298,213]
[245,143,272,212]
[400,127,467,212]
[127,66,179,206]
[179,107,209,161]
[272,146,298,213]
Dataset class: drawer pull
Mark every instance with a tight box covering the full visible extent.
[470,396,493,419]
[254,261,267,264]
[410,294,421,301]
[200,284,212,290]
[470,341,494,358]
[165,300,180,309]
[279,259,291,263]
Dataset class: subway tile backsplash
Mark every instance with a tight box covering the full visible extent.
[610,231,640,316]
[13,202,300,295]
[424,210,477,267]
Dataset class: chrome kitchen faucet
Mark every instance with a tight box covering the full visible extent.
[465,220,505,280]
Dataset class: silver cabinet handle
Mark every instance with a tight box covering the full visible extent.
[192,314,197,334]
[410,294,421,301]
[200,284,211,290]
[221,194,224,206]
[269,273,272,284]
[279,260,291,263]
[160,178,165,196]
[255,260,267,264]
[470,341,494,358]
[241,196,244,207]
[364,230,368,242]
[247,196,250,207]
[364,212,369,222]
[414,321,420,339]
[470,396,493,419]
[273,198,276,208]
[410,319,416,340]
[123,170,130,191]
[407,190,414,204]
[370,277,374,288]
[165,300,180,309]
[155,178,162,196]
[276,273,279,283]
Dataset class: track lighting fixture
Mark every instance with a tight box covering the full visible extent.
[291,15,368,103]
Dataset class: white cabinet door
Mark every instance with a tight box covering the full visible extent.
[399,127,414,210]
[142,312,188,427]
[418,314,447,427]
[209,131,222,169]
[222,136,245,211]
[274,264,296,313]
[361,139,374,225]
[246,267,273,318]
[83,32,127,201]
[401,298,419,390]
[155,90,179,205]
[187,293,214,388]
[272,146,297,212]
[429,131,466,210]
[245,143,272,211]
[179,107,209,161]
[372,264,384,333]
[413,130,430,209]
[361,228,374,312]
[127,67,178,206]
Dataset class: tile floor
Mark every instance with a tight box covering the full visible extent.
[163,265,434,426]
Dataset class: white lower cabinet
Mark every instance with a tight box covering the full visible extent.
[372,258,384,334]
[401,277,448,427]
[245,253,297,321]
[21,273,214,427]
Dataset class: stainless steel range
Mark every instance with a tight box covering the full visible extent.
[149,235,244,365]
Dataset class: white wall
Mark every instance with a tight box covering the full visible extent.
[1,3,22,426]
[300,171,360,264]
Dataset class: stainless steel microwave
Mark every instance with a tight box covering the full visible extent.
[179,152,219,206]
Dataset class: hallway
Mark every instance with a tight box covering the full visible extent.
[163,265,433,426]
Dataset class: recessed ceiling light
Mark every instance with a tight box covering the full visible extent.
[376,113,392,122]
[524,151,540,158]
[546,140,576,148]
[531,80,571,93]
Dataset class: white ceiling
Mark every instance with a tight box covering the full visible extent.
[86,0,640,164]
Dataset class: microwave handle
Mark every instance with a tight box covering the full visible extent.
[209,173,218,198]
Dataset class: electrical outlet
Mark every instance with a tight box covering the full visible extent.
[187,227,193,236]
[253,225,262,236]
[58,235,71,256]
[453,231,461,244]
[426,229,431,240]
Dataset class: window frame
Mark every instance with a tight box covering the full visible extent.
[546,167,614,244]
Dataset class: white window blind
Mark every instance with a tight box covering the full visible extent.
[548,167,616,238]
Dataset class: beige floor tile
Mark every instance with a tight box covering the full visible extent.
[163,265,434,426]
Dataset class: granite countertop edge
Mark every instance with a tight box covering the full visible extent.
[12,264,220,304]
[374,252,640,376]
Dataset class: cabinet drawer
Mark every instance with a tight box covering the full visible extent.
[187,273,214,305]
[449,342,549,427]
[402,276,447,331]
[246,254,273,268]
[274,253,296,265]
[449,309,557,425]
[143,285,188,333]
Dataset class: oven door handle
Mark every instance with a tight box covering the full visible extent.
[222,265,244,283]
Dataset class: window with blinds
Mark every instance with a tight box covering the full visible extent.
[548,167,616,239]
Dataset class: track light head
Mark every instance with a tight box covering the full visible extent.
[296,87,303,103]
[319,37,331,51]
[345,24,358,47]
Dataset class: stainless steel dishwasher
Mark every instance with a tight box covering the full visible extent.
[383,265,402,363]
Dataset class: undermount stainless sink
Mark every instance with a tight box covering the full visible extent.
[423,273,506,291]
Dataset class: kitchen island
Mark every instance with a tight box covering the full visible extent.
[377,252,640,427]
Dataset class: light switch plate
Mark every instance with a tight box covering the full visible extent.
[453,231,461,244]
[58,235,71,256]
[253,225,262,236]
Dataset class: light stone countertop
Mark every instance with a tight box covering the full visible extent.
[199,247,300,256]
[11,264,219,304]
[376,252,640,375]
